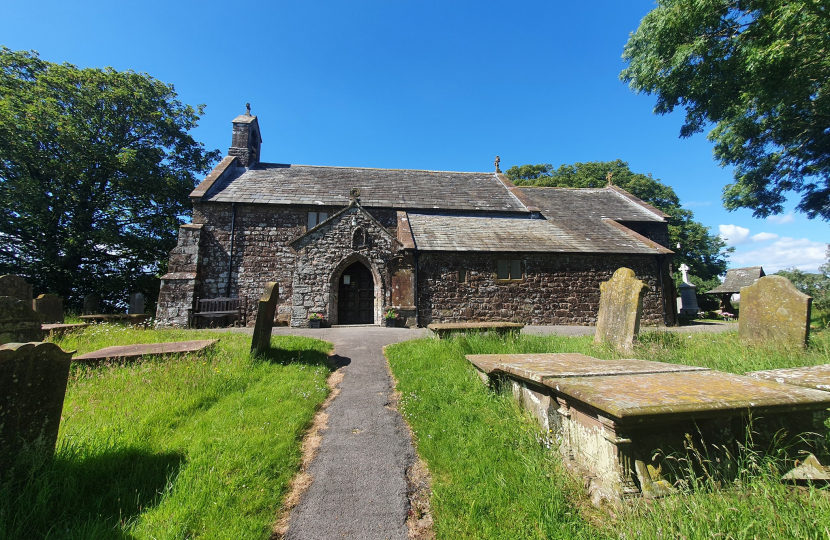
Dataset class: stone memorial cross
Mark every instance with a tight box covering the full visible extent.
[595,267,649,350]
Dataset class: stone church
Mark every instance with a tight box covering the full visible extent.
[156,111,677,328]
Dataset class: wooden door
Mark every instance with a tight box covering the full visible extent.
[338,262,375,324]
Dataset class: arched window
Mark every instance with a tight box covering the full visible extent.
[352,228,367,249]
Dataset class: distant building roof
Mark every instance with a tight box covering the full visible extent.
[406,213,667,254]
[707,266,766,294]
[201,163,529,213]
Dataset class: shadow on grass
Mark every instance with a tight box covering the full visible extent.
[0,447,185,540]
[256,347,335,368]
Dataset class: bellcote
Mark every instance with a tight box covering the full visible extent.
[228,103,262,167]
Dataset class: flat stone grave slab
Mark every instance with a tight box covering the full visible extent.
[79,314,151,325]
[42,323,90,335]
[466,353,709,384]
[428,321,523,338]
[747,364,830,392]
[73,339,218,363]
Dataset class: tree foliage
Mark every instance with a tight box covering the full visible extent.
[776,247,830,312]
[0,48,220,310]
[621,0,830,221]
[506,159,731,283]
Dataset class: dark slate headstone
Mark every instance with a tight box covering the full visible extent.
[740,275,812,347]
[129,292,145,315]
[0,296,43,345]
[83,293,101,315]
[0,342,72,473]
[33,294,63,324]
[251,282,279,354]
[595,267,649,350]
[0,275,33,304]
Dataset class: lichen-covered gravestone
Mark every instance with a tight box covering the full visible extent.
[33,294,63,324]
[129,292,145,315]
[0,275,33,304]
[0,342,73,473]
[251,282,279,354]
[740,275,812,347]
[0,296,44,345]
[595,267,649,350]
[83,293,101,315]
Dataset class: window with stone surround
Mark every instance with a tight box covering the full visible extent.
[459,268,468,283]
[497,259,523,281]
[307,211,329,229]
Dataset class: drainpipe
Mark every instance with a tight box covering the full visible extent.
[226,203,237,297]
[656,255,668,326]
[414,251,420,327]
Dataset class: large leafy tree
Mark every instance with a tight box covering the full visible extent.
[506,160,731,284]
[0,48,220,310]
[621,0,830,220]
[776,247,830,313]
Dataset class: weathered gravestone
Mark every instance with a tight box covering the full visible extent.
[251,282,279,354]
[0,296,43,345]
[83,293,101,315]
[0,342,73,473]
[595,267,649,350]
[739,275,812,347]
[33,294,63,324]
[0,275,33,304]
[129,292,145,315]
[677,263,700,316]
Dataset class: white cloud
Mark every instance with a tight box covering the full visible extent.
[729,237,828,273]
[767,212,795,224]
[751,232,779,242]
[719,224,750,245]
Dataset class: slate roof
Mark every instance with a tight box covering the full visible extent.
[707,266,766,294]
[518,187,667,223]
[202,163,528,212]
[406,213,666,254]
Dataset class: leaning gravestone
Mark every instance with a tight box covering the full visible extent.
[595,267,649,350]
[740,275,812,347]
[251,282,279,354]
[0,296,43,345]
[0,342,73,473]
[33,294,63,324]
[129,292,145,315]
[83,293,101,315]
[0,275,33,304]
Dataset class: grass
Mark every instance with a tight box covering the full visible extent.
[385,329,830,540]
[1,324,333,540]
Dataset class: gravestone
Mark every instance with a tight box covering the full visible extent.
[0,275,33,304]
[83,293,101,315]
[129,292,145,315]
[677,264,700,316]
[0,342,72,473]
[251,282,279,354]
[0,296,43,345]
[33,294,63,324]
[595,267,649,350]
[739,275,812,347]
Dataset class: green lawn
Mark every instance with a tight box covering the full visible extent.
[385,329,830,540]
[0,325,332,540]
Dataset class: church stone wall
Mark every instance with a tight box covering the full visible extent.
[417,252,673,326]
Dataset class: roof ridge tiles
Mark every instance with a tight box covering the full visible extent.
[256,162,489,174]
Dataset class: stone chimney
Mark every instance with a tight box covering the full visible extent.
[228,103,262,167]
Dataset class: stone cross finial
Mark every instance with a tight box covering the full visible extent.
[679,263,690,284]
[606,171,614,186]
[245,103,251,116]
[495,156,501,173]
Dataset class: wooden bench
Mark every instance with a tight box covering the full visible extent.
[188,297,247,328]
[427,321,524,338]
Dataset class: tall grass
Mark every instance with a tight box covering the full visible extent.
[386,330,830,540]
[0,325,333,540]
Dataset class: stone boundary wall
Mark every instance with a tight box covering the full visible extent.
[417,252,673,326]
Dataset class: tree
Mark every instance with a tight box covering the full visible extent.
[621,0,830,221]
[777,247,830,312]
[0,48,220,311]
[505,159,732,283]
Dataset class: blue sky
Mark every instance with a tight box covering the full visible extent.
[4,0,827,274]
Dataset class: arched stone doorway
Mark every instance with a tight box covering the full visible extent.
[337,261,375,324]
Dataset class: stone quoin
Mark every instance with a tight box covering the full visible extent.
[156,108,678,328]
